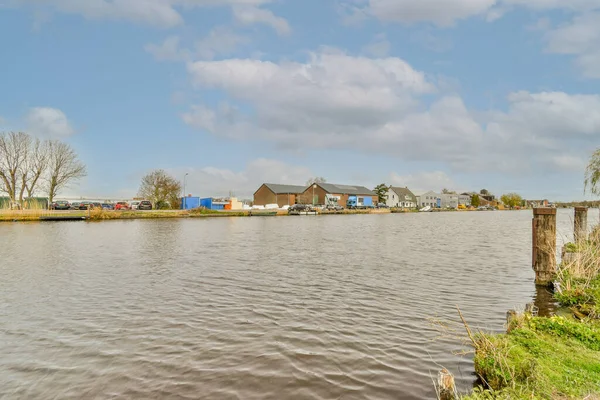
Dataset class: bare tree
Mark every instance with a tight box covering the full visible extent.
[306,177,326,186]
[46,140,87,204]
[0,132,32,206]
[138,170,182,209]
[19,138,49,203]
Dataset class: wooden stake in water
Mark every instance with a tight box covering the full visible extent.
[574,207,588,243]
[532,208,557,286]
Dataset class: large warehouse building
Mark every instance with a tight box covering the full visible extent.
[253,183,307,208]
[253,182,377,207]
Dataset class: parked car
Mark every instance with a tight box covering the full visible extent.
[78,201,92,210]
[115,202,130,210]
[70,202,81,210]
[101,203,114,210]
[138,200,152,210]
[288,204,315,212]
[376,203,389,209]
[324,204,344,211]
[51,200,70,210]
[91,202,102,209]
[130,201,141,210]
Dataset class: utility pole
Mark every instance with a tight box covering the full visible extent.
[183,172,189,210]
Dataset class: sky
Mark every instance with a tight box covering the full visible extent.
[1,0,600,201]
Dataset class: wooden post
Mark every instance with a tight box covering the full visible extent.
[532,208,557,286]
[437,369,456,400]
[574,207,588,243]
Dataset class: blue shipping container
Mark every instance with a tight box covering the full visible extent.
[199,198,226,210]
[181,197,200,210]
[200,198,212,209]
[363,197,373,207]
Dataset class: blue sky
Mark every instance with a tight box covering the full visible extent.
[1,0,600,201]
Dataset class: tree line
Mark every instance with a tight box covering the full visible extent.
[0,132,86,208]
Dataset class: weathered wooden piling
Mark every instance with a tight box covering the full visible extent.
[437,369,457,400]
[574,206,588,243]
[532,208,557,286]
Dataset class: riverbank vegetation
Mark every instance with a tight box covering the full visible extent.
[138,169,182,209]
[460,227,600,399]
[0,204,529,222]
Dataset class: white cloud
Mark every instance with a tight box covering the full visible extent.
[362,33,391,57]
[545,12,600,78]
[19,0,274,27]
[184,50,444,154]
[145,28,247,62]
[22,0,184,28]
[483,91,600,172]
[389,171,455,194]
[502,0,600,12]
[170,158,312,198]
[26,107,75,138]
[183,49,600,175]
[353,0,600,27]
[487,91,600,141]
[409,29,453,52]
[145,36,190,61]
[195,27,249,60]
[187,50,434,98]
[548,155,587,172]
[366,0,497,27]
[232,5,291,35]
[336,1,370,26]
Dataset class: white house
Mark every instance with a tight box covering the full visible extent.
[386,186,418,208]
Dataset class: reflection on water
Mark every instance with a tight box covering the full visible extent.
[0,209,596,399]
[533,285,559,317]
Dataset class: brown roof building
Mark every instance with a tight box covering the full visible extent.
[253,183,307,207]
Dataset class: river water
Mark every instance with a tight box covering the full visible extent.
[1,209,598,399]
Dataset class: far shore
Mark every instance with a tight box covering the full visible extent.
[0,206,531,222]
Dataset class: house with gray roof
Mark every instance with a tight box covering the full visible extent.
[386,186,417,209]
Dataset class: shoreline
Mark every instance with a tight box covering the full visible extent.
[0,207,527,222]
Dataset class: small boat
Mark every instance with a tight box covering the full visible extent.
[288,211,318,216]
[249,211,278,217]
[419,206,432,212]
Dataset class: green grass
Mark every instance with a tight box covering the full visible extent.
[187,208,246,216]
[464,316,600,399]
[555,275,600,320]
[463,228,600,399]
[0,208,251,221]
[563,242,579,253]
[88,209,190,220]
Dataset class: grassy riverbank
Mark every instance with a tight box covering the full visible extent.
[0,206,522,222]
[463,228,600,399]
[0,207,392,221]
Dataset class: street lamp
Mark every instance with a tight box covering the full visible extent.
[183,173,189,210]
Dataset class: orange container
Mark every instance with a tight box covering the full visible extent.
[224,204,232,210]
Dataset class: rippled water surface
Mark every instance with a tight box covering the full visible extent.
[1,209,598,399]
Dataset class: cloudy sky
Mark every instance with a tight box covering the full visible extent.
[1,0,599,200]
